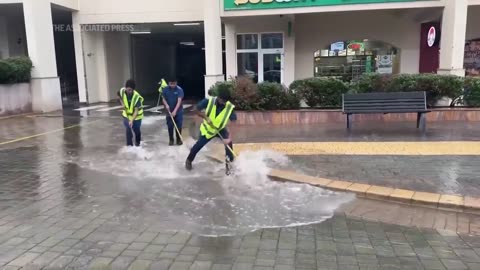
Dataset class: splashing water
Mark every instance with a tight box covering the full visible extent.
[71,134,354,236]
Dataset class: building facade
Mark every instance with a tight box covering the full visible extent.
[0,0,480,111]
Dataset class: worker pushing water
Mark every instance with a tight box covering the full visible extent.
[162,78,184,146]
[118,79,144,147]
[185,84,237,174]
[117,77,237,174]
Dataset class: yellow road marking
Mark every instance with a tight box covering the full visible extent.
[0,121,99,146]
[232,142,480,156]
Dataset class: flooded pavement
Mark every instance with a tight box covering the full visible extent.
[0,114,352,237]
[285,154,480,198]
[1,110,480,269]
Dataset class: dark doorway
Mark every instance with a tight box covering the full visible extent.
[177,44,206,100]
[52,5,78,104]
[130,22,205,103]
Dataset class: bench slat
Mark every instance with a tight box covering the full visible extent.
[343,91,425,100]
[345,99,425,103]
[344,102,426,106]
[346,109,429,113]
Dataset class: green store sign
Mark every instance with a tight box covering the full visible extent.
[225,0,427,11]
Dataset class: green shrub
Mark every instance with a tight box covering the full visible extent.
[0,57,32,84]
[353,73,464,107]
[290,78,317,107]
[208,80,234,96]
[231,76,260,111]
[464,77,480,106]
[437,75,464,106]
[292,78,348,107]
[355,73,391,93]
[209,77,261,111]
[0,61,14,83]
[257,82,300,110]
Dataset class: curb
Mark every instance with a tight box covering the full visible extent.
[267,169,480,213]
[0,112,36,121]
[207,153,480,213]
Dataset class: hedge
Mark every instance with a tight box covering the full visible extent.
[209,74,480,110]
[352,73,464,107]
[0,57,33,84]
[209,76,300,110]
[464,77,480,106]
[290,77,348,107]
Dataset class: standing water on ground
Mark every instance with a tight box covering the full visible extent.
[69,117,354,236]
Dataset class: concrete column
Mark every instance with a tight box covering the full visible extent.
[23,0,62,112]
[72,12,87,103]
[0,16,9,59]
[96,32,110,102]
[224,22,237,79]
[204,0,224,96]
[438,0,468,76]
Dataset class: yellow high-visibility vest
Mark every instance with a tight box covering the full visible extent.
[200,97,235,139]
[158,79,167,94]
[120,88,144,121]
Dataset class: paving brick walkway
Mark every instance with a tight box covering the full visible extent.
[1,112,480,269]
[284,155,480,198]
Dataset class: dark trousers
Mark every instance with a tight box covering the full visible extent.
[123,118,142,146]
[187,129,234,162]
[166,113,183,142]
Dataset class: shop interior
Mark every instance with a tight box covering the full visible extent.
[314,40,400,81]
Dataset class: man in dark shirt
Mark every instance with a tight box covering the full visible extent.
[162,78,184,145]
[185,86,236,171]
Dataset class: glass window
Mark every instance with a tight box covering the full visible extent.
[261,33,283,49]
[263,54,282,83]
[313,39,399,82]
[237,53,258,83]
[237,34,258,50]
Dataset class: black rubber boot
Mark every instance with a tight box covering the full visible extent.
[176,128,183,146]
[185,159,193,171]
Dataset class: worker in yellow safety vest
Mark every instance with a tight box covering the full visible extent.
[185,84,237,171]
[158,78,168,95]
[155,79,168,113]
[117,79,144,147]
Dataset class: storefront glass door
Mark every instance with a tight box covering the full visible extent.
[261,52,283,83]
[237,33,284,84]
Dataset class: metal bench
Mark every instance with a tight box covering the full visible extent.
[342,91,430,130]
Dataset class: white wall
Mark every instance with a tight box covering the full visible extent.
[78,0,205,24]
[294,10,422,80]
[0,16,8,59]
[105,32,131,101]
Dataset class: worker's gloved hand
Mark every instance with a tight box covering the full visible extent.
[223,138,232,145]
[129,120,133,128]
[171,111,177,117]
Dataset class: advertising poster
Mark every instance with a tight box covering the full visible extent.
[377,55,393,74]
[465,40,480,77]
